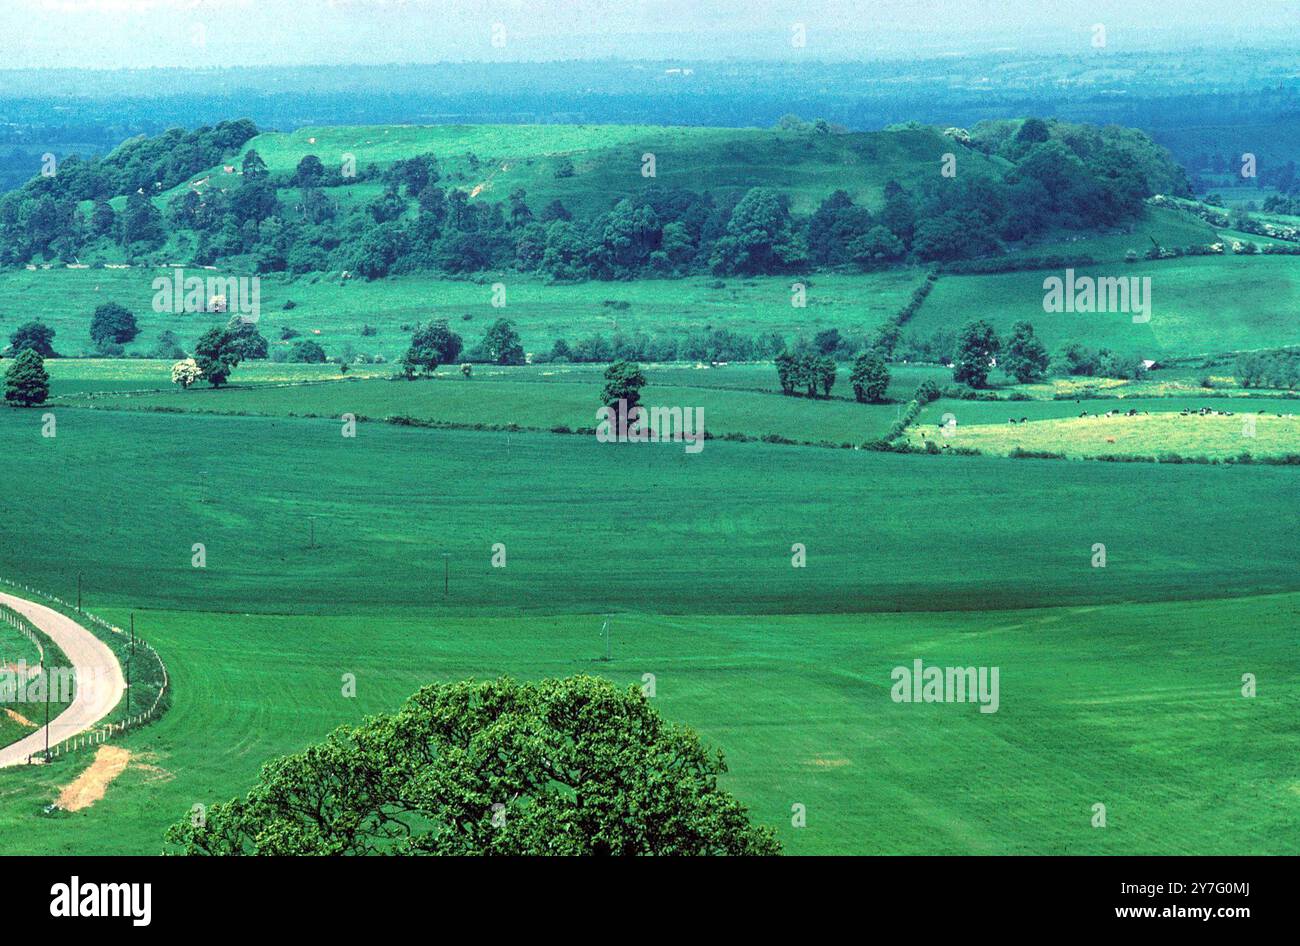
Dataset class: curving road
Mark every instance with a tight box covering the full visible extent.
[0,592,126,768]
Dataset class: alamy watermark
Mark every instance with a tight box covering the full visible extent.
[891,659,1000,713]
[152,268,261,323]
[1043,269,1150,324]
[595,399,705,453]
[0,661,77,704]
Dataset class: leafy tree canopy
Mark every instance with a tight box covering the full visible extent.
[165,675,780,856]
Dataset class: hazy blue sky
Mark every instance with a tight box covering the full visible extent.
[4,0,1296,69]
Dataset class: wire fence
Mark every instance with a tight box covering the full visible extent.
[0,603,46,665]
[0,577,170,765]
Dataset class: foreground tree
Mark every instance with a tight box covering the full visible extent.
[165,675,780,856]
[952,319,1001,388]
[193,326,243,387]
[3,349,50,406]
[850,350,891,403]
[1001,321,1050,383]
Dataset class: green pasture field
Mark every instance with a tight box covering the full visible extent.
[0,267,924,361]
[0,405,1296,853]
[909,410,1300,459]
[2,591,1296,856]
[2,407,1297,615]
[2,356,1300,857]
[909,254,1300,359]
[1013,205,1217,262]
[56,376,902,445]
[918,396,1299,427]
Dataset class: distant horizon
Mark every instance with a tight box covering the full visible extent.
[5,0,1299,70]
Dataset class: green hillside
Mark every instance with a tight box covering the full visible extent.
[173,123,1007,217]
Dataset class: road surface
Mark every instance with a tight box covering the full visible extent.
[0,591,126,767]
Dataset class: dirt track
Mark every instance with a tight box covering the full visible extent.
[0,592,126,768]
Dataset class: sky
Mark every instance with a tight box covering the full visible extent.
[2,0,1297,69]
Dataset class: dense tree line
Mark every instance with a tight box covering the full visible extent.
[1236,349,1300,390]
[0,117,1182,280]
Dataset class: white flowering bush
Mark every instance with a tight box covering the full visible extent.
[171,358,201,389]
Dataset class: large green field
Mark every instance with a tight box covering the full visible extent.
[911,254,1300,359]
[50,363,912,445]
[0,402,1298,855]
[0,267,923,361]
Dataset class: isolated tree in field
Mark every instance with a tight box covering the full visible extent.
[403,319,463,379]
[1001,321,1050,383]
[815,355,837,398]
[3,349,49,407]
[8,321,57,358]
[601,360,646,411]
[89,302,140,348]
[952,319,1001,388]
[850,351,890,403]
[193,326,243,387]
[171,358,201,389]
[290,340,327,363]
[478,319,526,366]
[429,319,464,364]
[165,675,780,856]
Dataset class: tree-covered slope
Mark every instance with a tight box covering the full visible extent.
[0,117,1191,281]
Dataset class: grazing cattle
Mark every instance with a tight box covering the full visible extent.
[1079,411,1089,418]
[1019,417,1027,423]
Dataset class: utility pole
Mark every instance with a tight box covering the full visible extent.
[127,613,134,715]
[43,654,50,761]
[441,553,450,598]
[77,572,82,613]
